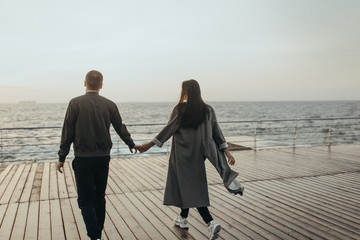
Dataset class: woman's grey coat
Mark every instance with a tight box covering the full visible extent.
[152,105,238,208]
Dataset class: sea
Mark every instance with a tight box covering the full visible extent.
[1,101,360,163]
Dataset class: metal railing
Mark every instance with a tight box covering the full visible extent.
[218,117,360,149]
[1,117,359,164]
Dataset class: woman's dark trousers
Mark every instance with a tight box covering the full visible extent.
[180,207,213,224]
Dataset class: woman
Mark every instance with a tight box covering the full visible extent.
[139,79,243,240]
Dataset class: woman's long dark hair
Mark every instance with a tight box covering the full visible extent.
[174,79,209,128]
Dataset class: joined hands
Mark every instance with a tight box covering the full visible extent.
[131,141,155,154]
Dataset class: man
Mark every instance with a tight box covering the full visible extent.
[57,70,138,240]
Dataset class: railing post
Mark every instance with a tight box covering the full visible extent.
[328,119,334,147]
[254,121,259,150]
[292,120,298,149]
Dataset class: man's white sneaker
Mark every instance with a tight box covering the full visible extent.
[174,216,189,229]
[208,220,221,240]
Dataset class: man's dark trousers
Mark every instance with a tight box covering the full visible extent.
[72,156,110,240]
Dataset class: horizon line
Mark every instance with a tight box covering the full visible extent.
[1,99,360,104]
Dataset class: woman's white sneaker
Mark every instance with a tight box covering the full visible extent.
[208,220,221,240]
[174,216,189,229]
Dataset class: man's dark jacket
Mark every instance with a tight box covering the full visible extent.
[58,92,135,162]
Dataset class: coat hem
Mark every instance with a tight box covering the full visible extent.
[163,202,210,208]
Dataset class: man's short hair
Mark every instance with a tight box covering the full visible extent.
[85,70,103,90]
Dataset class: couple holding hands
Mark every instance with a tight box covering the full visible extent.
[57,70,244,240]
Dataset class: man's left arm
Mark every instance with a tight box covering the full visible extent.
[110,104,135,150]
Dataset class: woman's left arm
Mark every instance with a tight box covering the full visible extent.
[139,107,181,153]
[152,107,181,148]
[211,107,229,150]
[210,107,235,165]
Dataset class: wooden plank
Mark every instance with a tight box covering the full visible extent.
[38,200,51,240]
[24,201,39,240]
[242,184,348,240]
[0,165,7,173]
[0,204,7,226]
[107,194,149,239]
[49,162,59,199]
[142,191,198,240]
[120,158,164,192]
[68,160,78,192]
[126,191,178,239]
[209,186,275,240]
[30,163,43,202]
[264,176,360,221]
[150,190,207,240]
[108,162,132,193]
[306,175,360,198]
[64,161,77,198]
[19,163,37,203]
[60,198,80,240]
[110,160,146,192]
[40,162,50,201]
[106,172,122,194]
[104,195,133,240]
[0,165,18,201]
[0,203,19,240]
[277,176,360,219]
[123,158,164,190]
[0,165,13,184]
[255,179,360,237]
[224,154,277,181]
[50,199,65,240]
[69,197,88,240]
[103,211,123,240]
[10,202,28,240]
[57,163,68,199]
[331,172,360,184]
[0,144,359,240]
[134,191,196,240]
[108,161,129,195]
[249,181,356,240]
[143,156,169,176]
[10,164,31,203]
[210,184,304,240]
[215,185,310,240]
[210,202,272,239]
[120,192,166,239]
[102,232,109,240]
[235,149,332,181]
[0,164,25,204]
[105,175,114,196]
[328,145,360,157]
[304,146,360,163]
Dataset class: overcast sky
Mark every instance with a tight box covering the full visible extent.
[0,0,359,103]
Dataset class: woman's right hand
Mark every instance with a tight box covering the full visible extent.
[227,154,235,165]
[224,148,235,165]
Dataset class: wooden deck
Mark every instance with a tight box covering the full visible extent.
[0,144,360,240]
